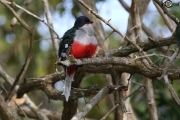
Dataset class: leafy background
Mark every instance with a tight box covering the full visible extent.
[0,0,180,120]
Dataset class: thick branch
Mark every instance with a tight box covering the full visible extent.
[56,56,180,79]
[0,95,21,120]
[107,36,175,57]
[0,64,48,120]
[144,78,158,120]
[17,56,180,100]
[17,71,122,100]
[18,106,61,120]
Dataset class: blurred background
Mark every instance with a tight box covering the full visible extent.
[0,0,180,120]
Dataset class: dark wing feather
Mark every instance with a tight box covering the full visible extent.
[58,28,76,61]
[175,22,180,48]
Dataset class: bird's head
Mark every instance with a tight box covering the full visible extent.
[73,16,93,28]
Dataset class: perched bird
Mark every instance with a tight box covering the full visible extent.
[175,22,180,48]
[55,16,98,101]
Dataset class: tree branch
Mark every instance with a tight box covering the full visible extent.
[0,94,21,120]
[42,0,59,55]
[78,0,143,52]
[16,56,180,100]
[0,0,32,32]
[119,0,154,37]
[130,1,158,120]
[55,56,180,80]
[16,71,124,100]
[18,106,61,120]
[6,29,34,101]
[72,86,111,120]
[0,62,50,120]
[10,0,32,27]
[106,36,175,57]
[158,48,179,79]
[153,0,175,32]
[163,75,180,105]
[144,78,158,120]
[153,0,179,24]
[2,0,61,40]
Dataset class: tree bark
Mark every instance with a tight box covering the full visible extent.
[61,70,85,120]
[130,1,159,120]
[145,78,159,120]
[0,95,21,120]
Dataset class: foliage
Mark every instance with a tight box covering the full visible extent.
[0,0,180,120]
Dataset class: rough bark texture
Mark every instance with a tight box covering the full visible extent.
[1,0,180,119]
[61,70,85,120]
[130,1,159,120]
[16,56,180,101]
[145,78,159,120]
[111,71,123,120]
[18,106,61,120]
[0,95,21,120]
[107,36,175,57]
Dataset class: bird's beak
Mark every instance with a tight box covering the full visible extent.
[90,21,93,24]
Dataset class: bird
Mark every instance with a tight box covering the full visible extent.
[55,16,98,101]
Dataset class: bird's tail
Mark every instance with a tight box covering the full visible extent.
[62,68,75,101]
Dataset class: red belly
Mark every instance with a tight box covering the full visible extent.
[70,41,97,58]
[67,41,97,75]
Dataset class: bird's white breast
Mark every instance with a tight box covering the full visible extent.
[74,24,98,45]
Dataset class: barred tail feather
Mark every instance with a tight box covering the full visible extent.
[62,71,74,101]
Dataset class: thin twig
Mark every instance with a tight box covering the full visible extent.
[0,0,32,32]
[2,0,61,40]
[100,104,119,120]
[101,82,143,120]
[71,86,110,120]
[0,94,21,120]
[134,53,170,61]
[130,2,158,120]
[78,0,143,52]
[164,75,180,105]
[12,99,30,120]
[153,1,175,32]
[124,86,144,100]
[158,48,179,80]
[0,82,8,94]
[0,65,14,85]
[6,29,34,101]
[42,0,59,55]
[153,0,179,25]
[119,0,154,37]
[34,37,59,42]
[104,30,114,41]
[0,64,50,120]
[11,0,32,27]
